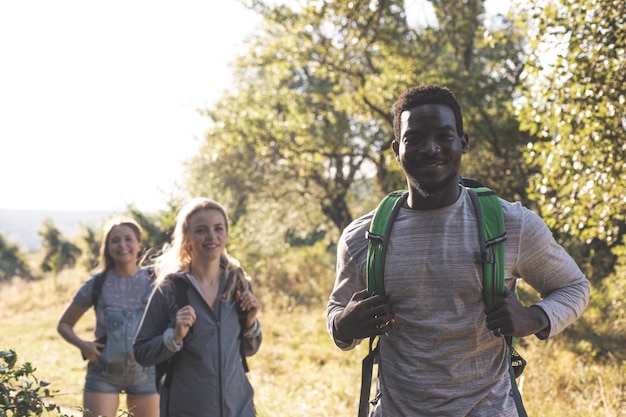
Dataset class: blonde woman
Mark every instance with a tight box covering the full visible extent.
[134,197,262,417]
[58,217,159,417]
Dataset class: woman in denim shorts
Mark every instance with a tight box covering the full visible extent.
[58,217,159,417]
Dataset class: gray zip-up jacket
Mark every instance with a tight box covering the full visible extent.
[134,272,262,417]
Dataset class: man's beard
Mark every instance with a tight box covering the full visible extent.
[406,171,459,198]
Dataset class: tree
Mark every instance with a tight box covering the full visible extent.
[515,0,626,359]
[189,0,533,241]
[0,233,32,281]
[181,1,539,309]
[516,0,626,248]
[76,223,101,272]
[124,203,178,261]
[38,218,81,275]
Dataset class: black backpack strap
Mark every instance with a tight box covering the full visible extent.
[459,176,485,189]
[91,271,107,309]
[173,276,190,308]
[359,336,381,417]
[172,276,193,335]
[157,275,191,391]
[509,355,528,417]
[237,279,250,373]
[155,359,172,392]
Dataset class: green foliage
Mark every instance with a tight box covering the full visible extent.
[188,0,535,263]
[574,236,626,362]
[75,223,101,272]
[38,219,81,275]
[516,0,626,247]
[514,1,626,365]
[253,237,337,310]
[551,233,616,285]
[124,203,178,261]
[0,233,32,281]
[0,350,69,417]
[1,272,624,416]
[419,0,537,202]
[70,204,179,274]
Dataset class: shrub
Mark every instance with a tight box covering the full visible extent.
[0,349,69,417]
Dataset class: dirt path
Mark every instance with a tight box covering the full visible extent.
[58,406,82,416]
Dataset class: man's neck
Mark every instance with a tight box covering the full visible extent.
[406,184,462,210]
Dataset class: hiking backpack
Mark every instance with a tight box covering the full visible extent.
[359,179,527,417]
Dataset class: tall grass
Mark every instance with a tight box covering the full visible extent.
[1,271,624,416]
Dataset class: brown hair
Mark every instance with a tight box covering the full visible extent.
[95,216,143,272]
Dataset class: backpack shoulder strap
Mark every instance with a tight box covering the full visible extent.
[467,186,506,307]
[359,190,406,416]
[157,275,191,391]
[91,271,107,309]
[466,187,528,415]
[365,190,408,295]
[237,279,251,373]
[172,276,190,308]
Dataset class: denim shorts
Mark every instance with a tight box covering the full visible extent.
[84,361,157,396]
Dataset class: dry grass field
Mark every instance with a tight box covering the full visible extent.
[1,270,624,417]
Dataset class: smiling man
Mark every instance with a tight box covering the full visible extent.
[326,85,590,417]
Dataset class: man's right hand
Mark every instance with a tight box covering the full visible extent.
[333,289,395,342]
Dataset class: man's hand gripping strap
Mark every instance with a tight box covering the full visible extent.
[359,191,407,417]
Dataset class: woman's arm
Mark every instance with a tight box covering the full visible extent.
[57,302,103,361]
[133,286,179,367]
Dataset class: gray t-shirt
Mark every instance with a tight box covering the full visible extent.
[327,187,589,416]
[74,268,153,339]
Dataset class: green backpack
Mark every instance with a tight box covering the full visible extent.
[359,179,527,417]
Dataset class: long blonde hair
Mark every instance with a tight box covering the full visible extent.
[153,197,250,300]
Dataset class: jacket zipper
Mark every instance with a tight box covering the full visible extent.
[217,318,223,416]
[188,274,226,416]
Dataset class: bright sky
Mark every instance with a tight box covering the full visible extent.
[0,1,511,213]
[0,1,260,212]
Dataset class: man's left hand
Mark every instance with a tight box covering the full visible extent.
[485,287,549,338]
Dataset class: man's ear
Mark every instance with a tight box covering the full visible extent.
[392,140,399,159]
[461,133,470,153]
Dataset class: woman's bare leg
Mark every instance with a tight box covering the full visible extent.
[83,391,119,417]
[127,394,159,417]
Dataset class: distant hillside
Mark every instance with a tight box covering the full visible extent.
[0,209,112,251]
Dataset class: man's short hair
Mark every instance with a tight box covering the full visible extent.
[392,85,464,140]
